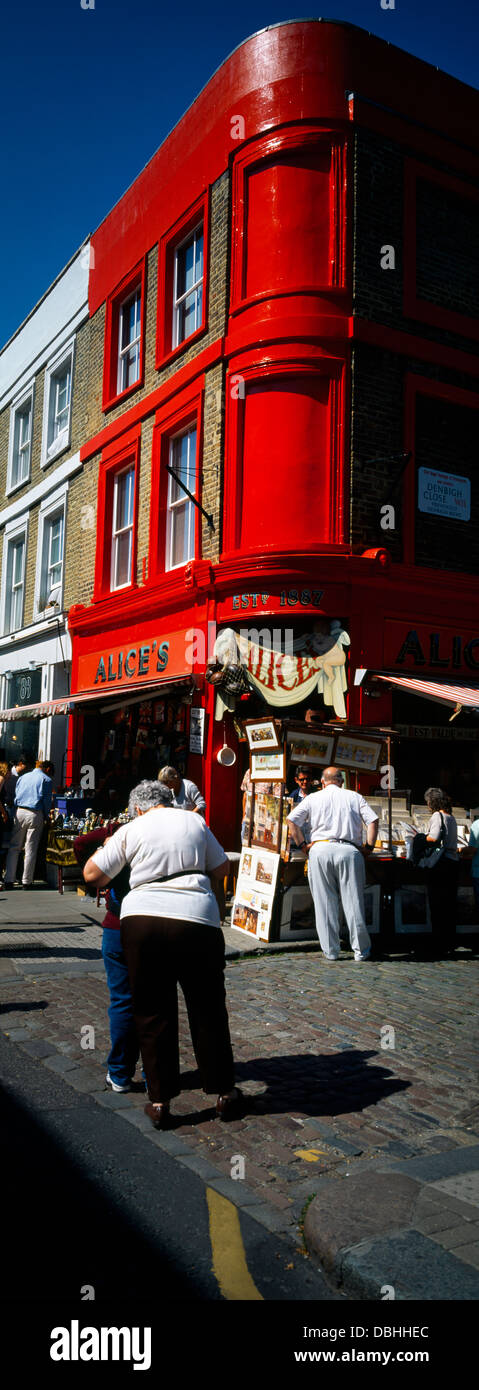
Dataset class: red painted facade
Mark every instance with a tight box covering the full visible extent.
[68,20,479,842]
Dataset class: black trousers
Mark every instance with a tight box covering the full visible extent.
[426,858,458,947]
[121,915,235,1103]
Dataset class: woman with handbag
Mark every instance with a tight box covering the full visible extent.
[424,787,458,952]
[83,779,242,1128]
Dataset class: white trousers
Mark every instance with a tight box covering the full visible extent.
[5,808,44,885]
[307,841,371,960]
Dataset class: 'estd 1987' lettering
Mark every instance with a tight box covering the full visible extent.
[280,589,324,607]
[232,590,324,610]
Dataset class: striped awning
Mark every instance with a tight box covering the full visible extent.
[372,673,479,712]
[0,676,193,722]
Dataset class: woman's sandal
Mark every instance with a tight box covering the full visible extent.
[216,1087,244,1120]
[144,1102,171,1129]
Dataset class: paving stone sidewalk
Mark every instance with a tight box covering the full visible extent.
[1,889,479,1298]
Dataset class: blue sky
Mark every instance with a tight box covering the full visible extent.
[1,0,478,348]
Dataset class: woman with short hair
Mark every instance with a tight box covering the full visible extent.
[424,787,458,952]
[84,779,241,1126]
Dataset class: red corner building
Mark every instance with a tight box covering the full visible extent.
[67,20,479,844]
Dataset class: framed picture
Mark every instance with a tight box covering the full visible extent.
[250,750,286,781]
[286,730,334,766]
[252,791,281,851]
[231,898,260,936]
[189,706,205,754]
[253,849,278,890]
[335,734,382,772]
[245,719,281,751]
[278,884,317,942]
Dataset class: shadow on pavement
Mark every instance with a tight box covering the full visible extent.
[0,945,102,959]
[0,1000,49,1014]
[233,1048,410,1118]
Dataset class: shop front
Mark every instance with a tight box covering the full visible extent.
[199,567,479,942]
[66,599,210,815]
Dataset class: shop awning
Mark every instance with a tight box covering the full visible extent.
[0,676,194,722]
[361,672,479,714]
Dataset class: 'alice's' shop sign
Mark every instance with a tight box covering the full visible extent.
[76,628,192,694]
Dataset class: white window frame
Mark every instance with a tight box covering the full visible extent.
[1,512,29,637]
[111,465,135,591]
[117,287,141,394]
[33,482,68,620]
[166,426,197,571]
[7,381,35,495]
[172,224,203,349]
[41,336,75,468]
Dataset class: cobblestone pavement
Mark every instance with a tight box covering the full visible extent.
[1,902,478,1258]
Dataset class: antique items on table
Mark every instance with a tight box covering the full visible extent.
[46,807,129,894]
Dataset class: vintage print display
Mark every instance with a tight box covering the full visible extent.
[286,729,335,766]
[252,791,282,851]
[231,848,280,941]
[335,734,382,772]
[189,706,205,754]
[250,750,286,782]
[245,719,281,751]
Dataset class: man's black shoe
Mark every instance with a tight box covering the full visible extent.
[3,882,14,890]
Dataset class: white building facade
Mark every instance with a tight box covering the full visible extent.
[0,244,90,777]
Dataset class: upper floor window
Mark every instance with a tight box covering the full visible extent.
[49,363,71,443]
[33,485,68,619]
[12,402,32,487]
[173,227,203,349]
[118,289,141,393]
[156,194,208,366]
[7,385,34,494]
[93,432,139,601]
[111,466,135,589]
[5,535,26,633]
[102,262,145,411]
[41,512,64,609]
[166,426,197,570]
[42,340,74,466]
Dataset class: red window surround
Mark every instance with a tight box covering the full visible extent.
[149,381,203,582]
[403,160,479,339]
[156,191,209,369]
[102,260,146,412]
[94,426,141,601]
[230,126,347,314]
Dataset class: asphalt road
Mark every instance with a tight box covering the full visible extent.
[0,1034,339,1307]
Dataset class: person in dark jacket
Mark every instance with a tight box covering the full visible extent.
[74,801,140,1092]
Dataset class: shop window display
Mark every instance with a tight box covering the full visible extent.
[82,695,189,815]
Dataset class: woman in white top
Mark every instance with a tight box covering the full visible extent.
[84,780,242,1127]
[424,787,458,951]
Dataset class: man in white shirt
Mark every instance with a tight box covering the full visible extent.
[287,766,378,962]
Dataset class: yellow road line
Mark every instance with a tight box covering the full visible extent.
[206,1188,264,1301]
[294,1148,329,1162]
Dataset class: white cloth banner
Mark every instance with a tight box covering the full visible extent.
[214,628,350,718]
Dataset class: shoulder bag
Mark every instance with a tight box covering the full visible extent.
[412,812,447,870]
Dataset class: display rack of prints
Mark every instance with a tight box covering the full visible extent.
[231,847,280,942]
